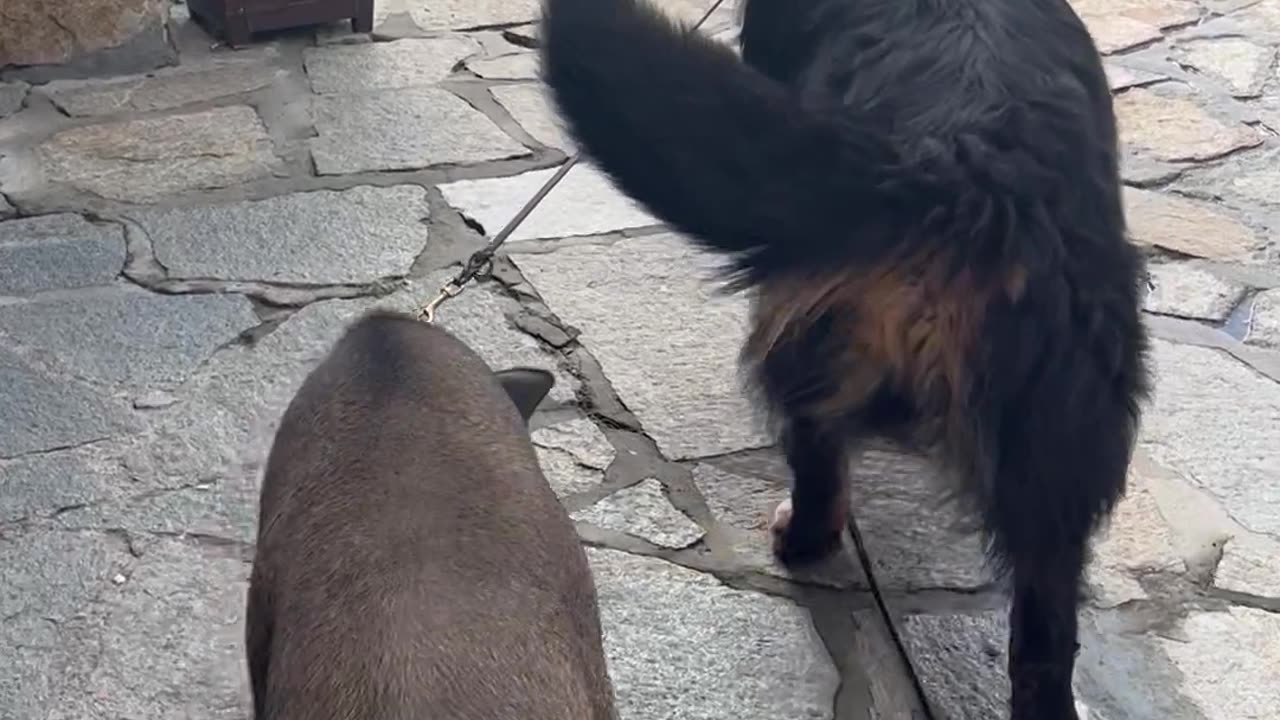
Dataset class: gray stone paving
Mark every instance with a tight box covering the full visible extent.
[1,1,1278,718]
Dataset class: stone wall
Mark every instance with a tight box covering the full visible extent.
[0,0,175,81]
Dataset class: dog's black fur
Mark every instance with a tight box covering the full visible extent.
[538,0,1150,717]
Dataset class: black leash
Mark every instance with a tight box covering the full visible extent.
[420,0,730,323]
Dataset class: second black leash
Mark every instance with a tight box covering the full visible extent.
[418,0,728,323]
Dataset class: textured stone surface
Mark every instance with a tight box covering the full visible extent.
[1246,289,1280,348]
[693,460,864,587]
[1177,37,1274,97]
[588,548,840,719]
[1216,533,1280,597]
[406,0,541,31]
[1070,0,1200,54]
[514,234,771,459]
[0,81,27,117]
[899,611,1010,720]
[1105,63,1166,91]
[38,106,279,202]
[0,195,14,219]
[0,445,130,522]
[1143,262,1246,321]
[1160,607,1280,720]
[1115,88,1263,162]
[45,539,251,720]
[0,0,169,68]
[303,38,479,94]
[0,347,135,458]
[0,289,257,389]
[1142,340,1280,536]
[133,185,429,283]
[466,52,539,80]
[1088,468,1185,607]
[1124,187,1261,260]
[1229,166,1280,206]
[572,478,705,548]
[0,214,125,295]
[533,418,615,497]
[491,84,575,151]
[35,52,279,116]
[309,88,528,174]
[440,163,657,241]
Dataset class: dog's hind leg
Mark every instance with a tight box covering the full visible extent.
[769,415,851,566]
[981,390,1133,720]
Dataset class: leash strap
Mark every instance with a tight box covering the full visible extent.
[420,0,729,323]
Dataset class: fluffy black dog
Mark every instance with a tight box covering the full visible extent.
[539,0,1150,717]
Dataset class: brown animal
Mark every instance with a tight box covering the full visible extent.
[245,310,616,720]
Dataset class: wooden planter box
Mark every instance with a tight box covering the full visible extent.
[188,0,374,47]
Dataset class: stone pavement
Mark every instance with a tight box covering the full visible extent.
[1,0,1278,718]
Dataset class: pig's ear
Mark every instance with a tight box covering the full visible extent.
[494,368,555,422]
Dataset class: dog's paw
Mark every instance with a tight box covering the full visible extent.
[769,498,842,568]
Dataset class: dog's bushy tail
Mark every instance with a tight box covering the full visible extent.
[540,0,936,280]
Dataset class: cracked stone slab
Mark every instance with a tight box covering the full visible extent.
[1143,262,1247,322]
[1070,0,1200,53]
[1228,165,1280,206]
[37,106,279,203]
[692,461,864,587]
[1115,87,1263,163]
[0,214,125,295]
[1124,187,1262,260]
[0,346,137,459]
[309,87,529,174]
[439,163,657,241]
[404,0,541,31]
[533,418,615,497]
[131,185,430,284]
[1105,62,1167,91]
[587,547,839,719]
[898,610,1011,720]
[33,51,281,117]
[0,81,28,118]
[572,478,704,548]
[1246,288,1280,348]
[466,52,539,80]
[44,538,251,720]
[1215,532,1280,597]
[303,37,480,94]
[1088,467,1186,607]
[491,84,575,151]
[0,444,133,523]
[1158,607,1280,720]
[1175,36,1275,97]
[1142,339,1280,536]
[0,289,258,389]
[514,233,771,459]
[0,195,14,219]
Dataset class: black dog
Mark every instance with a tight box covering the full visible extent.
[538,0,1150,717]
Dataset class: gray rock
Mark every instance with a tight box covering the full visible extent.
[309,88,529,174]
[1104,62,1166,91]
[1087,465,1185,607]
[1115,87,1262,163]
[1175,36,1274,97]
[491,84,575,151]
[1142,339,1280,536]
[572,478,705,548]
[0,346,136,458]
[898,611,1010,720]
[0,529,134,622]
[587,547,840,719]
[466,52,539,80]
[44,538,251,720]
[0,194,14,219]
[133,185,430,284]
[1246,288,1280,348]
[514,234,771,459]
[303,37,480,93]
[0,289,258,389]
[55,480,259,546]
[439,163,657,241]
[38,106,279,203]
[405,0,540,30]
[0,445,132,522]
[1143,262,1246,322]
[1215,532,1280,597]
[0,214,125,295]
[34,51,281,117]
[0,81,28,118]
[533,418,615,497]
[692,461,865,587]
